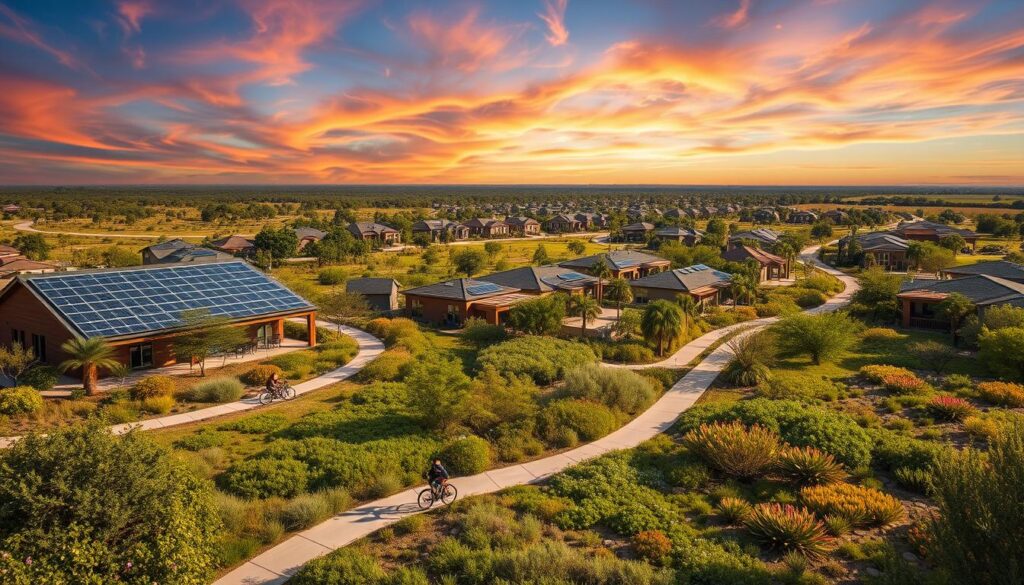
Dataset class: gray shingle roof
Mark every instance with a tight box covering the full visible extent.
[942,261,1024,280]
[630,264,731,292]
[900,274,1024,305]
[559,250,668,271]
[346,277,398,295]
[729,228,781,244]
[479,265,598,293]
[402,278,519,301]
[654,226,703,237]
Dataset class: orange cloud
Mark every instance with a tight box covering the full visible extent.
[0,4,83,71]
[713,0,752,29]
[538,0,569,46]
[406,6,526,73]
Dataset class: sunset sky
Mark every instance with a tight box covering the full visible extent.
[0,0,1022,186]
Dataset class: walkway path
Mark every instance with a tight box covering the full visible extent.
[0,324,384,448]
[216,244,857,585]
[13,220,215,240]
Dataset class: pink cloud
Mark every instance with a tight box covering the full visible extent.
[538,0,569,46]
[713,0,752,29]
[116,0,153,35]
[0,4,84,71]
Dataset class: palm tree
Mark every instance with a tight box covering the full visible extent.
[567,294,602,338]
[591,256,613,280]
[936,292,975,346]
[59,337,120,396]
[641,300,683,356]
[730,273,758,306]
[675,293,700,335]
[604,278,633,319]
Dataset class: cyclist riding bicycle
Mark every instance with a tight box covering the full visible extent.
[426,458,449,493]
[266,372,285,394]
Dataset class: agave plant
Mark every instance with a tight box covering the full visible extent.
[682,421,781,481]
[927,396,976,421]
[776,446,847,486]
[743,503,834,559]
[717,497,752,524]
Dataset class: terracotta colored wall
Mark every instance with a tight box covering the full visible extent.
[406,294,468,325]
[0,283,75,365]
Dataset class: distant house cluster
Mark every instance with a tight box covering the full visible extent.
[0,244,59,284]
[837,220,980,271]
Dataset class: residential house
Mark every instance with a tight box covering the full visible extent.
[479,265,602,299]
[209,235,255,256]
[297,227,329,250]
[559,250,670,280]
[664,209,688,221]
[464,218,510,238]
[630,264,732,307]
[545,214,583,233]
[728,228,782,249]
[504,216,541,236]
[402,278,530,326]
[893,220,979,250]
[0,261,317,376]
[654,226,703,246]
[346,222,400,245]
[753,208,780,223]
[2,204,20,214]
[897,275,1024,329]
[788,210,818,224]
[141,239,232,265]
[821,210,849,224]
[838,232,910,271]
[940,260,1024,283]
[346,277,400,311]
[722,245,790,281]
[411,219,469,242]
[574,213,605,230]
[621,222,655,242]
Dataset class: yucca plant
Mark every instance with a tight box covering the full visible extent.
[801,483,905,528]
[682,421,781,481]
[717,497,752,524]
[927,396,976,422]
[893,467,932,494]
[776,446,847,486]
[743,503,834,559]
[823,514,851,536]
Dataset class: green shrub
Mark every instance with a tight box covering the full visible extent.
[673,537,772,584]
[438,436,492,476]
[173,428,226,451]
[101,403,137,423]
[221,457,308,498]
[771,313,857,365]
[893,467,932,494]
[861,327,902,341]
[860,364,916,383]
[756,376,845,402]
[562,363,660,415]
[219,413,289,434]
[677,399,872,468]
[743,503,833,558]
[943,373,973,391]
[140,394,175,414]
[461,317,507,347]
[869,427,943,472]
[290,548,388,585]
[477,336,597,384]
[718,496,752,524]
[317,266,347,285]
[130,374,175,400]
[181,376,244,403]
[776,446,847,486]
[19,365,58,390]
[281,492,333,530]
[355,348,413,382]
[721,332,776,387]
[682,422,781,480]
[596,340,657,364]
[795,290,828,308]
[538,399,618,444]
[267,352,317,379]
[240,364,284,386]
[801,483,904,527]
[0,385,43,415]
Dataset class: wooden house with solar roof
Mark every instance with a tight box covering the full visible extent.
[401,278,530,326]
[0,260,317,375]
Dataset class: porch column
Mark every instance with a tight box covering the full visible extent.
[900,299,912,328]
[307,312,317,347]
[273,318,284,340]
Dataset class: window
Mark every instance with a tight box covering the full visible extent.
[31,334,46,362]
[11,328,26,347]
[129,343,153,369]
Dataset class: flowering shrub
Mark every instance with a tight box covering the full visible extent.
[240,364,284,386]
[682,422,781,480]
[129,375,175,400]
[776,446,847,486]
[963,416,999,441]
[632,530,672,561]
[743,503,833,558]
[927,396,976,421]
[977,381,1024,407]
[0,386,43,415]
[859,364,914,384]
[717,497,752,524]
[881,373,928,395]
[800,483,904,527]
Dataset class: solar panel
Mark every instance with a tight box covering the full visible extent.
[466,282,503,296]
[557,272,586,281]
[614,259,637,268]
[28,262,312,338]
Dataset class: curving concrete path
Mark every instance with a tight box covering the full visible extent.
[0,324,384,448]
[216,245,857,585]
[13,220,214,240]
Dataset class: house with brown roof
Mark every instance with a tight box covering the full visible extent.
[140,239,233,265]
[621,222,655,242]
[545,214,583,233]
[893,220,978,250]
[897,275,1024,329]
[296,226,329,250]
[504,216,541,236]
[402,278,530,326]
[559,250,670,280]
[729,228,782,249]
[464,218,509,238]
[210,235,255,255]
[654,226,703,246]
[346,223,400,245]
[412,220,469,242]
[722,245,790,282]
[630,264,732,307]
[478,265,602,299]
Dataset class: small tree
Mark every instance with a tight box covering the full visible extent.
[483,241,502,260]
[591,257,613,280]
[730,273,758,306]
[772,312,857,365]
[936,292,974,346]
[12,233,49,260]
[171,309,248,376]
[810,221,833,242]
[939,234,966,255]
[615,307,643,338]
[641,300,683,356]
[254,226,298,260]
[454,248,487,276]
[675,293,700,335]
[108,362,132,387]
[58,337,119,396]
[604,277,633,320]
[567,240,586,255]
[532,244,549,265]
[0,343,35,385]
[907,241,954,275]
[567,294,602,338]
[319,289,370,328]
[978,326,1024,381]
[405,355,471,430]
[507,295,565,335]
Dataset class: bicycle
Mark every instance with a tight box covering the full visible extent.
[257,383,296,405]
[417,481,458,509]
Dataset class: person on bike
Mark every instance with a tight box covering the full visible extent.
[426,458,449,492]
[266,372,284,394]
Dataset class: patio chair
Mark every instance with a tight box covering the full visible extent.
[270,335,282,348]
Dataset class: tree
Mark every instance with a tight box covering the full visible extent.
[58,337,118,396]
[771,312,857,365]
[851,268,904,321]
[604,277,633,320]
[567,294,602,338]
[453,248,487,276]
[11,233,49,260]
[590,257,613,280]
[254,226,298,260]
[675,293,700,334]
[567,240,586,255]
[907,241,954,275]
[641,300,683,356]
[978,326,1024,381]
[319,289,370,328]
[615,307,643,338]
[483,241,502,260]
[936,292,974,345]
[810,221,833,242]
[532,244,549,265]
[730,273,758,306]
[939,234,966,255]
[507,295,565,335]
[722,331,776,386]
[405,355,471,430]
[170,310,248,376]
[928,420,1024,584]
[0,343,35,386]
[0,422,220,583]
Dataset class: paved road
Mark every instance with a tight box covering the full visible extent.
[13,220,216,240]
[0,324,384,449]
[215,244,858,585]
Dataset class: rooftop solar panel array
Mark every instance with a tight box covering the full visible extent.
[557,272,587,281]
[466,282,503,296]
[28,262,312,338]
